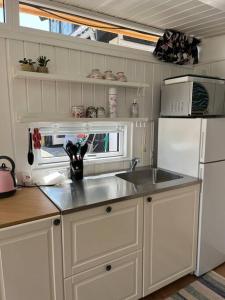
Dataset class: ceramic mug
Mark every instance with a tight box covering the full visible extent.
[87,69,104,79]
[86,106,97,118]
[97,107,106,118]
[72,105,85,118]
[104,70,117,81]
[116,72,127,82]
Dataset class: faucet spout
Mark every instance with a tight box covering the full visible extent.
[130,157,140,171]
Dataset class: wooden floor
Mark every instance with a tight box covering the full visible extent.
[142,263,225,300]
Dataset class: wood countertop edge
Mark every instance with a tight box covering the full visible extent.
[0,211,60,229]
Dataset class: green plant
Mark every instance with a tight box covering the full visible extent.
[37,56,50,67]
[19,58,35,65]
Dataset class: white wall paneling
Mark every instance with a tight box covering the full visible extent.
[0,31,193,177]
[199,35,225,64]
[195,60,225,78]
[24,42,42,113]
[195,34,225,78]
[0,0,222,180]
[0,38,14,158]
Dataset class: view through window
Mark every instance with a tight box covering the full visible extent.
[41,132,120,160]
[36,124,127,165]
[0,0,5,23]
[19,1,159,52]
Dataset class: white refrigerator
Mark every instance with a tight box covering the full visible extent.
[158,117,225,276]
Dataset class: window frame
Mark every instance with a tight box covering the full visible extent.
[17,0,160,52]
[0,1,160,63]
[31,121,132,169]
[0,0,10,28]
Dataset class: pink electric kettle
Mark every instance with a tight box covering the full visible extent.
[0,156,16,198]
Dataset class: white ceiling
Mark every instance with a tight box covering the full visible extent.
[49,0,225,38]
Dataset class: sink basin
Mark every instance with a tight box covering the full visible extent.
[116,168,183,185]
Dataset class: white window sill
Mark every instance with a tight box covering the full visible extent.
[33,156,131,171]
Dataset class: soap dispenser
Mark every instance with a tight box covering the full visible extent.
[130,99,139,117]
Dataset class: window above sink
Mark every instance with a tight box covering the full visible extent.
[31,121,132,168]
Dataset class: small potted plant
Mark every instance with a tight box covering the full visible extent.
[19,58,36,72]
[37,56,50,73]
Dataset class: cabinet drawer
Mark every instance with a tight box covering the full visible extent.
[62,197,143,277]
[64,251,142,300]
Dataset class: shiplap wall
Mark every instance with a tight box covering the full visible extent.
[195,61,225,79]
[194,34,225,77]
[0,35,192,177]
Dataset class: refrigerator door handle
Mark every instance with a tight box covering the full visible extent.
[200,131,205,162]
[198,164,204,193]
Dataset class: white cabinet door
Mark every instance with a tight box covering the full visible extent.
[143,185,200,296]
[64,251,142,300]
[62,198,143,277]
[0,216,63,300]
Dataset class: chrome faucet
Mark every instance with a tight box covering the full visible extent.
[130,157,140,171]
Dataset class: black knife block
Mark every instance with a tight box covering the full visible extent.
[70,160,83,181]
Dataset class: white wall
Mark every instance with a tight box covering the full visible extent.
[199,35,225,65]
[196,34,225,77]
[0,32,192,178]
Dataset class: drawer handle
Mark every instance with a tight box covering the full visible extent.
[53,219,61,226]
[106,206,112,213]
[147,197,152,203]
[106,265,112,271]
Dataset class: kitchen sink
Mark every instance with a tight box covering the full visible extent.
[116,168,183,185]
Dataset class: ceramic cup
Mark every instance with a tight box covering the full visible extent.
[86,106,97,118]
[116,72,127,82]
[97,107,106,118]
[87,69,104,79]
[72,105,85,118]
[104,70,117,81]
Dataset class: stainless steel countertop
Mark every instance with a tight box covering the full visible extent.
[40,167,200,214]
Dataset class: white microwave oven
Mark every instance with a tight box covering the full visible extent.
[160,75,225,116]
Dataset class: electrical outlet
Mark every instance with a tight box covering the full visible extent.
[21,172,33,186]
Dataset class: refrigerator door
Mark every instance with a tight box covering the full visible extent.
[200,118,225,163]
[158,118,202,177]
[196,161,225,276]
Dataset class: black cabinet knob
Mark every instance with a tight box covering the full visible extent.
[147,197,152,203]
[53,219,61,226]
[106,265,112,271]
[106,206,112,213]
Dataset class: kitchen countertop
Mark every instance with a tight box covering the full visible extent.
[0,187,59,229]
[40,167,200,214]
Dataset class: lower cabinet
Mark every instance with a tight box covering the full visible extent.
[62,197,143,277]
[64,251,142,300]
[143,185,200,296]
[0,216,63,300]
[0,186,200,300]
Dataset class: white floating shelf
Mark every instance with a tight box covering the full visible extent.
[16,113,149,124]
[13,70,150,88]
